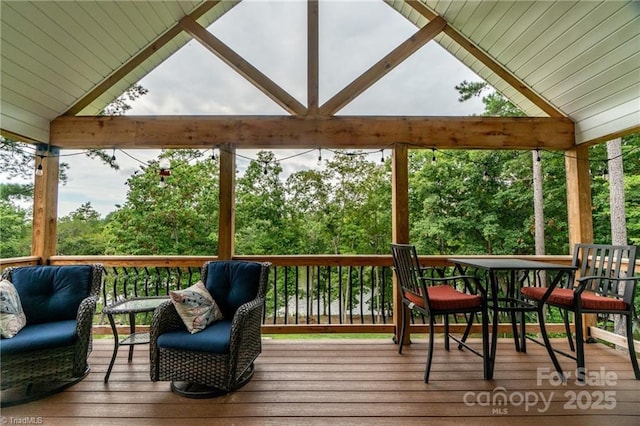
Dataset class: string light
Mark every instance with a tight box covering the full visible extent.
[159,158,171,188]
[6,141,637,183]
[110,148,117,165]
[211,147,216,161]
[380,150,385,163]
[317,148,322,166]
[35,156,44,176]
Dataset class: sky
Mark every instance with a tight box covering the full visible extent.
[50,0,485,217]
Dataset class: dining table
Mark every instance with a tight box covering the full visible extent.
[448,257,577,379]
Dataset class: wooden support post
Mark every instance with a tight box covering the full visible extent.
[565,144,595,338]
[31,144,59,263]
[392,143,410,345]
[565,145,594,248]
[218,145,235,260]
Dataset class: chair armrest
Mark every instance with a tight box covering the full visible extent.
[75,295,98,372]
[228,296,265,361]
[149,300,184,381]
[574,275,639,295]
[150,300,184,340]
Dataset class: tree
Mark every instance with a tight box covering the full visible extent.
[455,80,552,255]
[57,202,106,255]
[0,200,31,258]
[0,85,147,180]
[104,150,219,255]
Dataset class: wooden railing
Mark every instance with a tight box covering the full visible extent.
[2,254,585,336]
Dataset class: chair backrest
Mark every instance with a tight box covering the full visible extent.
[201,260,270,319]
[572,244,638,304]
[391,244,429,309]
[1,264,102,324]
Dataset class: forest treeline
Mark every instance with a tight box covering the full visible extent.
[2,137,639,258]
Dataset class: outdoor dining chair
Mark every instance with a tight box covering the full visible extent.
[521,243,639,380]
[391,243,489,382]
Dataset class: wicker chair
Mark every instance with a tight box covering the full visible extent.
[150,260,270,397]
[0,264,103,406]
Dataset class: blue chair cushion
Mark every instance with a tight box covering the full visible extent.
[0,320,77,355]
[204,262,262,319]
[157,319,232,354]
[11,265,93,324]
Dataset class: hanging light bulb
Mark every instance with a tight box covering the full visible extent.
[159,158,171,187]
[317,149,322,166]
[110,148,117,165]
[211,147,217,161]
[380,150,385,163]
[431,148,436,164]
[35,156,44,176]
[535,148,541,162]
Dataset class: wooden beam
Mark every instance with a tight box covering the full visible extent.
[180,16,307,116]
[405,1,565,118]
[31,145,59,262]
[50,115,575,150]
[64,1,221,116]
[218,144,235,259]
[320,16,446,116]
[307,0,319,115]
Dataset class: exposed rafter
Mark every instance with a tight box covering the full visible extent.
[307,0,320,115]
[63,1,222,117]
[405,0,565,118]
[320,16,447,116]
[180,15,307,116]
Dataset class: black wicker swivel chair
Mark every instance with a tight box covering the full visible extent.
[0,264,103,406]
[150,260,270,397]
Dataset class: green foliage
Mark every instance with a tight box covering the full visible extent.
[103,150,220,255]
[0,200,31,258]
[57,202,107,255]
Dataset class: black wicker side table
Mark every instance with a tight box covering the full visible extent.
[103,296,169,382]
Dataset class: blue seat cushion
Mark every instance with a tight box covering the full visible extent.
[11,265,93,324]
[204,262,262,319]
[0,320,77,355]
[157,320,232,354]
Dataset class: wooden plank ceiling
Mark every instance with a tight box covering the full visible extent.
[1,0,638,147]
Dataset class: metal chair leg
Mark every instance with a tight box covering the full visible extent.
[458,314,474,351]
[398,304,407,354]
[574,309,586,382]
[444,315,450,351]
[425,317,435,383]
[625,314,640,379]
[561,309,575,352]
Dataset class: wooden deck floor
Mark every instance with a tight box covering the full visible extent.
[2,337,639,425]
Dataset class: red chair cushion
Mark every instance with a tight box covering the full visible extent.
[521,287,628,311]
[405,285,482,311]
